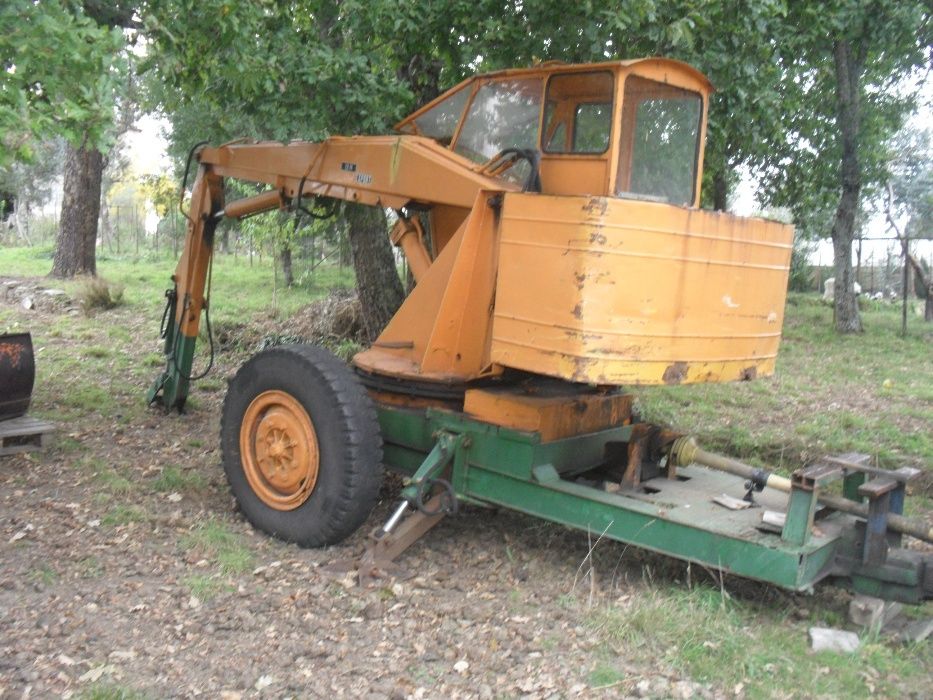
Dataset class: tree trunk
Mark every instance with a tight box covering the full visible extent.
[712,167,729,212]
[829,40,863,333]
[51,142,103,278]
[279,243,294,287]
[345,204,405,341]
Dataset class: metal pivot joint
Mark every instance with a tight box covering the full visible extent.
[387,431,463,531]
[349,432,466,585]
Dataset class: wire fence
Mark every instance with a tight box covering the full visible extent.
[802,254,932,299]
[1,205,355,276]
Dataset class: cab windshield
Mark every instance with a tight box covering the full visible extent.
[453,77,543,163]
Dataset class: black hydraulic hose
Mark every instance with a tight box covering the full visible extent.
[494,148,542,192]
[168,253,216,383]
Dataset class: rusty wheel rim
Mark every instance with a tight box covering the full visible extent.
[240,390,319,511]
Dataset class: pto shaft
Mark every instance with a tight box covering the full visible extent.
[668,437,933,544]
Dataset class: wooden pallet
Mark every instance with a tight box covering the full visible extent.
[0,415,56,456]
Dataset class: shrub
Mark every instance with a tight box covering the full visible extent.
[78,277,125,314]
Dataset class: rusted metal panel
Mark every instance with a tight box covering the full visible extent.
[490,193,794,385]
[0,333,35,421]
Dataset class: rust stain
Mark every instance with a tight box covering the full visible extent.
[583,197,608,216]
[571,356,598,382]
[739,366,757,381]
[662,362,688,385]
[0,342,24,366]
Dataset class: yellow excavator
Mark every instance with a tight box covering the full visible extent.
[149,58,932,601]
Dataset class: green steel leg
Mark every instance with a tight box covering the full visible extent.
[781,487,818,547]
[147,334,197,411]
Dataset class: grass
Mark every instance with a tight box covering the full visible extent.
[181,519,254,575]
[183,574,234,601]
[586,585,932,699]
[0,243,353,325]
[78,684,149,700]
[180,519,253,600]
[29,564,58,586]
[77,277,125,313]
[101,505,147,528]
[587,661,626,688]
[150,465,205,492]
[78,556,104,578]
[634,293,933,473]
[80,457,136,496]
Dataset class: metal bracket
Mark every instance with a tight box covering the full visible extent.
[398,431,463,512]
[356,494,449,586]
[855,468,918,566]
[325,494,449,586]
[782,461,845,546]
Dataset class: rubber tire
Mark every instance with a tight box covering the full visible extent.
[221,344,383,547]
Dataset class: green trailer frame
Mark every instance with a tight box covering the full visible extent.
[376,404,932,604]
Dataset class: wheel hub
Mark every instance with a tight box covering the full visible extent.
[240,390,319,510]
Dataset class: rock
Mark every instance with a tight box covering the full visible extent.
[671,680,697,699]
[254,675,274,692]
[898,617,933,643]
[360,601,383,620]
[21,296,34,310]
[453,659,469,675]
[809,627,860,653]
[848,594,902,630]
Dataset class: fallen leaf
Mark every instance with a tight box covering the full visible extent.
[79,664,116,683]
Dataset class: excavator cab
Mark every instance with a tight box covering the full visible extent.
[395,59,709,205]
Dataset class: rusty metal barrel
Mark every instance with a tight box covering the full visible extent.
[0,333,35,421]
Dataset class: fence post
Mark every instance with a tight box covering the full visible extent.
[902,235,909,337]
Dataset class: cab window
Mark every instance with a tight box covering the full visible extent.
[410,87,471,145]
[617,76,702,206]
[542,71,614,155]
